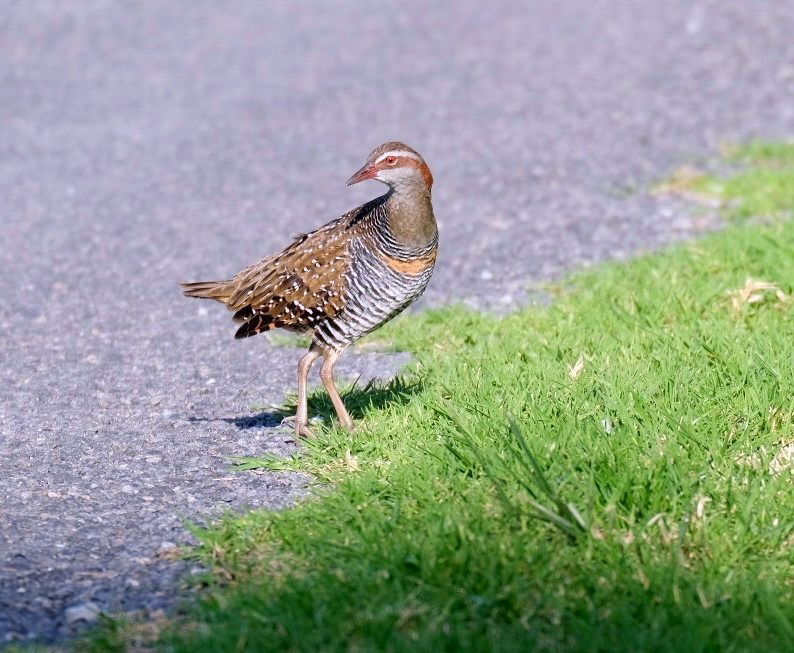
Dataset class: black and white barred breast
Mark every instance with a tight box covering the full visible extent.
[312,235,437,351]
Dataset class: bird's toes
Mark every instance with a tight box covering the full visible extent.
[295,421,316,439]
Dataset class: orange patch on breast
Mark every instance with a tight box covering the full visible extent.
[376,249,437,276]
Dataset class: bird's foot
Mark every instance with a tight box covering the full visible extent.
[294,419,316,440]
[280,415,315,440]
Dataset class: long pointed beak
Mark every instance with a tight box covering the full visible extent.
[346,164,377,186]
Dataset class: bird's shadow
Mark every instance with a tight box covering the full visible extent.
[189,376,423,432]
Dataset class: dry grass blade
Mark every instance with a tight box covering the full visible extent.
[568,353,586,380]
[652,165,721,207]
[728,278,787,313]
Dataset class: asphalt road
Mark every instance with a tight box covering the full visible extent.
[1,0,793,643]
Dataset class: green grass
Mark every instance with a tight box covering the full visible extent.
[88,150,794,652]
[687,141,794,219]
[724,141,794,167]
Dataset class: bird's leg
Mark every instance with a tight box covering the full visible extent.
[294,344,321,438]
[319,347,353,431]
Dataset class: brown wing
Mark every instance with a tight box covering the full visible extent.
[226,218,353,339]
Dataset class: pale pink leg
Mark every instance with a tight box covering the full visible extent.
[294,345,321,438]
[319,348,353,431]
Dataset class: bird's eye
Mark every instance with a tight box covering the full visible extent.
[386,156,397,165]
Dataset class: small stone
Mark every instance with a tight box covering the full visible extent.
[158,541,177,554]
[480,269,494,281]
[65,602,101,624]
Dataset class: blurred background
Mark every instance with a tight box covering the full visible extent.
[1,0,793,643]
[3,0,793,315]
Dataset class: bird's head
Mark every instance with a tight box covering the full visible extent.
[346,142,433,192]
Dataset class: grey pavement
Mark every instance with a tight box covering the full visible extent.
[1,0,793,644]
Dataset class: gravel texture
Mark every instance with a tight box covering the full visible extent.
[1,0,793,643]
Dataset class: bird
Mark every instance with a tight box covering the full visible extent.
[181,142,438,438]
